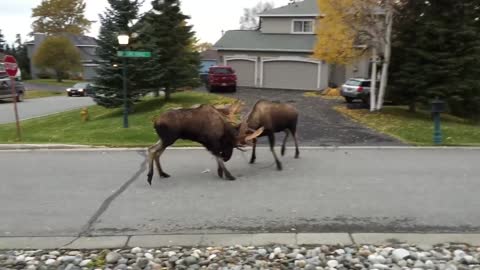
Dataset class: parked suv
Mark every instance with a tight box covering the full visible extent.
[340,78,372,103]
[206,66,237,92]
[0,66,26,102]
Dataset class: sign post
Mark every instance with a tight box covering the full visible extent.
[117,50,151,128]
[3,55,21,141]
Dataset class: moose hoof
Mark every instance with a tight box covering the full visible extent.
[226,175,236,181]
[249,159,256,164]
[217,168,224,178]
[276,163,283,171]
[160,172,171,178]
[295,154,300,159]
[147,174,153,185]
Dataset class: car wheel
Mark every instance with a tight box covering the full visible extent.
[345,97,354,103]
[208,85,215,93]
[231,85,237,92]
[16,93,25,102]
[68,93,72,97]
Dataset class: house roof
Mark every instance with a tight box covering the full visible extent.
[260,0,319,17]
[214,30,315,52]
[26,33,97,47]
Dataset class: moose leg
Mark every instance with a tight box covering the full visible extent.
[216,157,236,181]
[154,146,170,178]
[216,158,224,178]
[268,133,282,170]
[281,130,290,156]
[147,140,164,185]
[249,138,257,164]
[291,128,300,159]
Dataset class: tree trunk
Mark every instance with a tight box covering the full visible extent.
[165,86,171,101]
[370,47,378,112]
[376,3,394,111]
[408,100,416,113]
[55,70,63,82]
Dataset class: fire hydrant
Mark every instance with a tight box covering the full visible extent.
[80,107,89,122]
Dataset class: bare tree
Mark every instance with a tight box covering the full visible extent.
[239,1,275,30]
[325,0,395,111]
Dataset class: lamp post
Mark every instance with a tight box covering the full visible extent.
[431,97,446,145]
[117,34,130,128]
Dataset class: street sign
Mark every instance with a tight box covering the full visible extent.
[2,55,21,141]
[117,51,151,58]
[3,55,18,77]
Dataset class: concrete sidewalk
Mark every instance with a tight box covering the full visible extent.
[2,233,480,250]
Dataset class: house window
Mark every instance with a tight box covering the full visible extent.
[292,20,314,33]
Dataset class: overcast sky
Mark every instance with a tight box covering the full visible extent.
[0,0,290,44]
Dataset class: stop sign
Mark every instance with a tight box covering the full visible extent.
[3,55,18,77]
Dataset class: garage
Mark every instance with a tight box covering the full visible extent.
[225,57,257,87]
[261,58,322,90]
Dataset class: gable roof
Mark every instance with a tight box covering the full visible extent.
[260,0,319,17]
[26,33,97,47]
[214,30,315,52]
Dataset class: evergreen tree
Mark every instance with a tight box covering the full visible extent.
[94,0,147,108]
[14,34,32,80]
[390,0,480,119]
[139,0,201,100]
[0,29,5,52]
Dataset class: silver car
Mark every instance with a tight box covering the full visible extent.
[340,78,372,103]
[0,67,26,102]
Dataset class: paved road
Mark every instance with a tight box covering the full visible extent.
[24,83,66,92]
[0,96,95,124]
[1,148,479,237]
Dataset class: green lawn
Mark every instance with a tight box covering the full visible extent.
[335,105,480,146]
[25,79,82,87]
[0,91,236,146]
[25,90,64,99]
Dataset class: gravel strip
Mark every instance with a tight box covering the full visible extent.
[1,243,480,270]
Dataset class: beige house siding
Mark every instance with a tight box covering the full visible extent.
[260,17,318,34]
[261,17,295,34]
[345,53,370,79]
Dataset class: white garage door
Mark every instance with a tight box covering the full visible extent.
[263,61,319,90]
[226,60,255,87]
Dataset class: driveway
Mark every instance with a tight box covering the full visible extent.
[0,96,95,124]
[208,87,403,146]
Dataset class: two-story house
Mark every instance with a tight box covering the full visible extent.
[26,33,99,80]
[213,0,370,90]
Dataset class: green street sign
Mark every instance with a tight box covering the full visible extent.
[117,51,152,58]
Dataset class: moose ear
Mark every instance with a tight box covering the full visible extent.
[245,127,264,142]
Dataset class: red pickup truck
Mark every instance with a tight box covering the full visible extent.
[206,66,237,92]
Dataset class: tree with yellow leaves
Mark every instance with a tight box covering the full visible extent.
[313,0,395,112]
[312,0,360,65]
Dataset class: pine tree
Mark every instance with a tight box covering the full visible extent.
[0,29,5,52]
[389,0,431,112]
[138,0,201,100]
[93,0,147,108]
[390,0,480,119]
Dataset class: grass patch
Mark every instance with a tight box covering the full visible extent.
[0,91,236,147]
[25,90,64,99]
[25,79,82,87]
[335,105,480,146]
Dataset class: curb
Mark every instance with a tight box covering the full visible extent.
[2,233,480,250]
